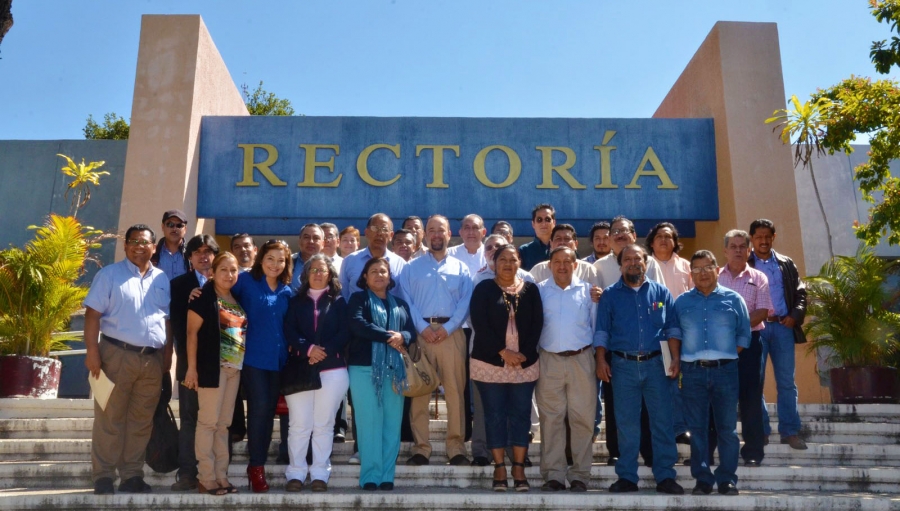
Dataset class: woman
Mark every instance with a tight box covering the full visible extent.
[469,245,543,492]
[282,254,349,492]
[228,239,293,492]
[339,226,360,256]
[646,222,692,299]
[346,257,416,491]
[183,252,246,496]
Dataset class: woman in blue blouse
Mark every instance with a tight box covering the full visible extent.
[346,257,416,491]
[228,239,293,493]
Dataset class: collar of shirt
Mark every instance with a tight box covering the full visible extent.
[195,270,208,287]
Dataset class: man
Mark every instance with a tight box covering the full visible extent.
[448,214,487,278]
[716,229,774,466]
[674,250,750,496]
[748,219,808,450]
[594,244,683,495]
[530,224,602,288]
[584,222,611,263]
[403,215,428,259]
[535,247,597,492]
[230,233,257,272]
[291,223,325,292]
[341,213,408,300]
[83,225,172,495]
[391,228,417,262]
[320,222,343,274]
[169,234,219,491]
[490,220,514,244]
[400,215,473,466]
[519,204,555,271]
[151,209,189,280]
[593,216,664,288]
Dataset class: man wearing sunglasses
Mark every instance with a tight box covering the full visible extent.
[519,203,556,271]
[151,209,190,280]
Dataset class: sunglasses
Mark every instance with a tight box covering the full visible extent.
[166,222,186,229]
[534,216,554,223]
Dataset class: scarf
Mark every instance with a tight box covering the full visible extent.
[367,290,408,401]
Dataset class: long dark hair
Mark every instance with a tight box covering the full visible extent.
[250,239,292,285]
[297,254,342,301]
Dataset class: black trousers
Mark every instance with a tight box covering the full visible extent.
[176,382,199,478]
[709,332,765,462]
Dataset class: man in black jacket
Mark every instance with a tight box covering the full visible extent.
[747,219,808,450]
[169,234,219,490]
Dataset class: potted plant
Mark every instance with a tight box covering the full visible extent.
[804,244,900,404]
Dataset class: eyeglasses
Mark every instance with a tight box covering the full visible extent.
[485,244,504,251]
[368,226,391,234]
[534,216,554,224]
[125,239,153,246]
[611,228,634,236]
[691,265,718,274]
[309,268,329,275]
[323,235,337,241]
[166,222,186,229]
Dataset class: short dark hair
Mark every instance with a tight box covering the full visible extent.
[551,224,577,241]
[392,229,415,243]
[616,243,648,266]
[356,257,396,291]
[549,246,577,262]
[125,224,155,244]
[299,223,323,237]
[403,216,423,228]
[749,219,776,236]
[491,221,513,235]
[690,249,718,267]
[250,239,292,285]
[185,234,220,260]
[230,233,253,247]
[589,221,611,239]
[531,203,556,221]
[492,244,520,265]
[610,215,635,232]
[645,222,683,255]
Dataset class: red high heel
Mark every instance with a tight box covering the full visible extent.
[247,465,269,493]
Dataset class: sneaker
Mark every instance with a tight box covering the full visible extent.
[406,454,430,466]
[691,482,713,495]
[94,477,115,495]
[718,482,739,495]
[655,478,684,495]
[118,476,152,493]
[609,479,638,493]
[781,435,808,450]
[349,452,360,465]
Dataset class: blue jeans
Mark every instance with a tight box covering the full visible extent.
[609,354,678,484]
[348,365,403,487]
[243,364,280,466]
[759,322,801,436]
[475,380,536,450]
[681,360,739,487]
[670,376,687,436]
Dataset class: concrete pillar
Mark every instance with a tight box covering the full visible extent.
[654,21,829,404]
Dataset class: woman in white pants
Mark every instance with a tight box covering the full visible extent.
[282,254,350,492]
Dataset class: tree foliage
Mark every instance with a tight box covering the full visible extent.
[83,112,130,140]
[0,0,12,50]
[242,81,295,116]
[57,154,109,218]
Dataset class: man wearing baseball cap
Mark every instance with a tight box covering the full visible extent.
[151,209,190,280]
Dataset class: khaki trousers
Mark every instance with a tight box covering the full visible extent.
[91,339,163,482]
[195,365,241,486]
[409,327,467,459]
[535,348,596,484]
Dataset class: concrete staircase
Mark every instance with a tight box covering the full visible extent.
[0,398,898,510]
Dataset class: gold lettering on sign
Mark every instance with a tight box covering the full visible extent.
[416,145,460,189]
[357,144,401,187]
[236,144,286,187]
[625,146,678,189]
[473,145,521,188]
[535,146,585,189]
[298,144,342,187]
[593,131,618,189]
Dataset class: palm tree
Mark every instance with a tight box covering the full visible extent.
[766,95,835,259]
[57,154,109,218]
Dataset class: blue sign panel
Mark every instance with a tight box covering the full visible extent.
[199,116,716,236]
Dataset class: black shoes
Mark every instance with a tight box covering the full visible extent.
[675,432,692,444]
[719,482,739,495]
[170,474,198,492]
[118,476,152,493]
[362,482,377,491]
[744,459,761,467]
[691,482,713,495]
[448,454,470,466]
[541,479,566,492]
[470,456,490,466]
[379,482,394,491]
[94,477,115,495]
[655,478,684,495]
[609,479,639,493]
[569,480,587,492]
[406,454,430,466]
[606,456,618,466]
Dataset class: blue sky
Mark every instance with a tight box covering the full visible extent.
[0,0,886,140]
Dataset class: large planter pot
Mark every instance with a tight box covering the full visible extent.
[0,355,62,398]
[829,366,900,404]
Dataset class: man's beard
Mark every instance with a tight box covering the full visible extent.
[624,267,645,285]
[430,239,445,252]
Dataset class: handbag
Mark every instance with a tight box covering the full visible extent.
[399,341,439,397]
[145,376,179,473]
[280,299,326,396]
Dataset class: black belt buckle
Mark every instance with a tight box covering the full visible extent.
[694,359,734,368]
[425,317,450,325]
[613,350,661,362]
[102,334,158,355]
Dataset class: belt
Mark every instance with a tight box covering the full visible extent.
[612,351,661,362]
[766,315,786,323]
[552,346,591,357]
[101,334,159,355]
[687,358,735,368]
[424,317,451,325]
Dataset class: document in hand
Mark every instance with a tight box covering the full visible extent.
[660,341,673,376]
[88,370,115,411]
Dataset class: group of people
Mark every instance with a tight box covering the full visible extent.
[83,204,807,497]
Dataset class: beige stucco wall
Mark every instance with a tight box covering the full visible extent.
[116,15,248,255]
[654,21,829,404]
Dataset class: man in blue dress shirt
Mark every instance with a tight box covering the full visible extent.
[400,214,474,466]
[674,250,751,496]
[594,244,683,495]
[84,224,172,495]
[340,213,408,301]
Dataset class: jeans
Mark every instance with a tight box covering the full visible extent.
[682,360,739,487]
[475,380,536,450]
[759,322,801,436]
[348,365,404,487]
[243,364,280,466]
[176,382,199,479]
[285,368,349,483]
[603,350,654,462]
[609,354,678,484]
